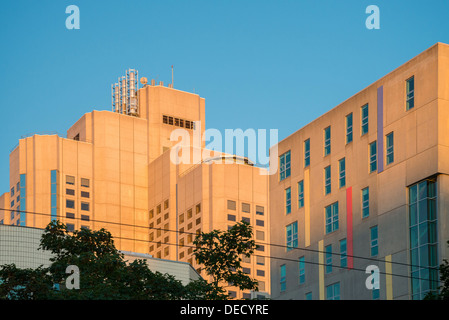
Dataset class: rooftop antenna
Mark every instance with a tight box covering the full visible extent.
[171,65,174,88]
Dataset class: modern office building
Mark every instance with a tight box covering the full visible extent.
[269,42,449,300]
[0,72,270,299]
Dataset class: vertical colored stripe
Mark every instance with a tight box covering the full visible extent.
[385,255,393,300]
[318,240,325,300]
[377,86,384,173]
[346,187,353,269]
[304,168,310,247]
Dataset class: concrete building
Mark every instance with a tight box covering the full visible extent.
[0,72,270,299]
[269,42,449,300]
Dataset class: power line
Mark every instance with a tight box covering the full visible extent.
[0,207,441,274]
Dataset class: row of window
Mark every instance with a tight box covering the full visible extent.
[65,175,90,188]
[162,115,195,129]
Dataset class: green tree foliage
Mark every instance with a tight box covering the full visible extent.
[0,221,213,300]
[425,240,449,300]
[193,221,259,299]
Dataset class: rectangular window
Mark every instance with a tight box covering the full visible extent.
[280,265,286,292]
[361,104,369,135]
[256,205,264,216]
[19,174,26,226]
[406,76,415,110]
[66,199,75,209]
[66,189,75,196]
[285,187,291,214]
[325,244,332,274]
[286,221,298,251]
[66,175,75,185]
[66,212,75,219]
[256,219,265,227]
[80,178,90,188]
[51,170,57,221]
[298,180,304,208]
[340,238,347,268]
[362,187,370,218]
[409,180,438,300]
[324,166,331,195]
[81,202,90,211]
[299,256,305,284]
[325,202,339,234]
[326,282,340,300]
[66,223,75,232]
[339,158,346,188]
[370,225,378,257]
[81,191,90,198]
[305,292,312,300]
[227,214,236,222]
[227,200,236,210]
[324,126,331,156]
[386,132,394,165]
[279,150,291,181]
[242,203,251,213]
[346,113,353,144]
[10,186,14,197]
[304,139,310,167]
[81,215,90,221]
[369,141,377,173]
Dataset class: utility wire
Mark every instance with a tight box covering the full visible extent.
[0,207,441,274]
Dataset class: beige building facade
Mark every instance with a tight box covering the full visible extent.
[270,42,449,300]
[0,75,270,299]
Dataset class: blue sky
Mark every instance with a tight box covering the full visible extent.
[0,0,448,191]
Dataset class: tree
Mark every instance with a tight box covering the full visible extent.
[193,220,259,299]
[0,220,209,300]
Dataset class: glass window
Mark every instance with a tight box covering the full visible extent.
[66,199,75,209]
[304,139,310,167]
[386,132,394,165]
[361,104,369,135]
[286,221,298,251]
[66,175,75,185]
[298,180,304,208]
[81,202,90,211]
[299,256,305,284]
[326,282,340,300]
[242,203,251,213]
[340,238,347,268]
[305,292,312,300]
[362,187,370,218]
[370,225,378,257]
[51,170,58,221]
[81,191,89,198]
[325,244,332,274]
[346,113,353,144]
[339,158,346,188]
[369,141,377,173]
[285,187,291,214]
[67,223,75,232]
[10,186,14,197]
[66,189,75,196]
[80,178,89,188]
[324,166,331,195]
[280,265,286,292]
[227,200,236,210]
[19,174,26,226]
[324,126,331,156]
[227,214,236,221]
[325,202,339,234]
[256,205,264,216]
[406,76,415,110]
[280,150,291,181]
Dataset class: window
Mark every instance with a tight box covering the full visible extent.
[66,224,75,232]
[66,199,75,209]
[10,186,14,197]
[304,139,310,167]
[285,187,291,214]
[66,189,75,196]
[325,202,339,234]
[66,212,75,219]
[369,141,377,173]
[299,256,305,284]
[280,265,286,292]
[372,288,380,300]
[242,203,250,213]
[81,202,90,211]
[227,200,236,210]
[227,214,236,222]
[346,113,353,144]
[51,170,57,221]
[362,187,370,218]
[324,126,331,156]
[339,158,346,188]
[256,219,265,227]
[326,282,340,300]
[164,199,169,210]
[406,76,415,110]
[256,206,264,216]
[81,214,90,221]
[81,191,89,198]
[19,174,26,226]
[409,180,438,300]
[10,200,14,208]
[66,175,75,185]
[340,239,347,268]
[370,226,378,256]
[386,132,394,165]
[286,221,298,251]
[298,180,304,209]
[361,104,369,135]
[324,166,331,195]
[256,256,265,265]
[80,178,89,188]
[279,150,291,181]
[196,203,201,214]
[325,244,332,273]
[305,292,312,300]
[242,217,250,224]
